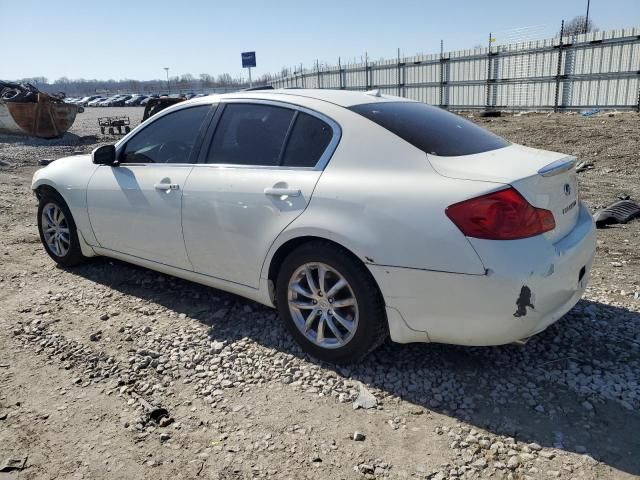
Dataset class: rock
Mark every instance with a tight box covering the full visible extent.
[210,341,225,354]
[539,451,555,459]
[89,331,102,342]
[472,458,487,469]
[73,377,82,385]
[352,383,377,410]
[507,455,520,469]
[581,400,594,411]
[353,431,366,441]
[158,417,174,428]
[159,433,171,442]
[100,313,109,321]
[0,457,27,472]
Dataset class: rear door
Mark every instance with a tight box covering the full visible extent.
[182,100,340,288]
[87,104,214,269]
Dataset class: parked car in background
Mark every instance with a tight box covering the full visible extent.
[31,89,596,363]
[125,95,148,106]
[87,97,106,107]
[78,95,102,106]
[140,94,159,106]
[109,95,133,107]
[96,96,116,107]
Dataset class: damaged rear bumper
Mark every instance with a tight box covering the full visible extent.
[370,202,596,346]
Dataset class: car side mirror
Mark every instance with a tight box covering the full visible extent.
[92,145,117,166]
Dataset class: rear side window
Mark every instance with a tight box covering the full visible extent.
[349,102,509,157]
[281,112,333,167]
[207,103,294,166]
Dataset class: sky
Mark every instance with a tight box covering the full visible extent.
[2,0,639,82]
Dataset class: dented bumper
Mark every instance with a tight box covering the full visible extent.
[370,202,596,346]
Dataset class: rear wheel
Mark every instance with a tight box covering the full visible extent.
[37,191,86,267]
[276,241,387,363]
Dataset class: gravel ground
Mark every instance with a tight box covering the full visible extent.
[0,107,639,480]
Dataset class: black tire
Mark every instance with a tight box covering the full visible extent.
[37,190,86,267]
[276,241,387,364]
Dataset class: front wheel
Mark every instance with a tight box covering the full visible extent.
[37,191,87,267]
[276,241,388,364]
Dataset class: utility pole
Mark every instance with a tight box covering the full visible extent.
[163,67,169,92]
[584,0,591,34]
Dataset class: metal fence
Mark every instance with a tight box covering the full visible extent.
[269,26,640,111]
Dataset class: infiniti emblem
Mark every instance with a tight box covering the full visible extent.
[564,183,572,196]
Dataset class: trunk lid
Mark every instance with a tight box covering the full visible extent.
[428,144,580,242]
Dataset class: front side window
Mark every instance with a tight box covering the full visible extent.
[349,101,509,157]
[206,103,294,166]
[121,106,210,164]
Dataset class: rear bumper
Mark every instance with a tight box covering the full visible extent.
[370,202,596,346]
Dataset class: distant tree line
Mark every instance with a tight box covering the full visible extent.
[12,71,277,96]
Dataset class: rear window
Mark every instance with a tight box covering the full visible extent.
[348,102,509,157]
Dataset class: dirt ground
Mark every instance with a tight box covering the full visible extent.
[0,106,639,480]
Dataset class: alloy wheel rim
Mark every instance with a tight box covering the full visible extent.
[41,203,70,258]
[287,262,359,349]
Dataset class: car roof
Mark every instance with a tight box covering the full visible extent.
[183,88,411,109]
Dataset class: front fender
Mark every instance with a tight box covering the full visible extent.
[32,155,99,246]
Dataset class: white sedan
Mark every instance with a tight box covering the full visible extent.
[32,89,596,363]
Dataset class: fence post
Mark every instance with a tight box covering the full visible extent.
[338,57,343,89]
[485,33,493,109]
[365,52,369,90]
[397,48,402,97]
[554,20,565,113]
[439,39,449,108]
[316,59,321,89]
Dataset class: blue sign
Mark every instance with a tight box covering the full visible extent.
[241,51,256,68]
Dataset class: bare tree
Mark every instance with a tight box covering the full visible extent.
[561,15,598,36]
[199,73,213,88]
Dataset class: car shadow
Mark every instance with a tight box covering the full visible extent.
[67,257,640,475]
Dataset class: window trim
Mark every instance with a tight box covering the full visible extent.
[197,99,342,171]
[114,103,218,166]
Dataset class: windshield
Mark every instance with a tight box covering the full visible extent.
[349,101,509,157]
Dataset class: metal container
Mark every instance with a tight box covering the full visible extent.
[0,92,78,138]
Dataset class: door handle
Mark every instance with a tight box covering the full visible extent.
[264,187,301,197]
[154,183,180,191]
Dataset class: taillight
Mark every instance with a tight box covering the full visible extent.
[445,187,555,240]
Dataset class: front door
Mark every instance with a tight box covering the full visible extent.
[182,101,338,287]
[87,104,213,270]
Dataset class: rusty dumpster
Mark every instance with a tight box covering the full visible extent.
[0,82,78,139]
